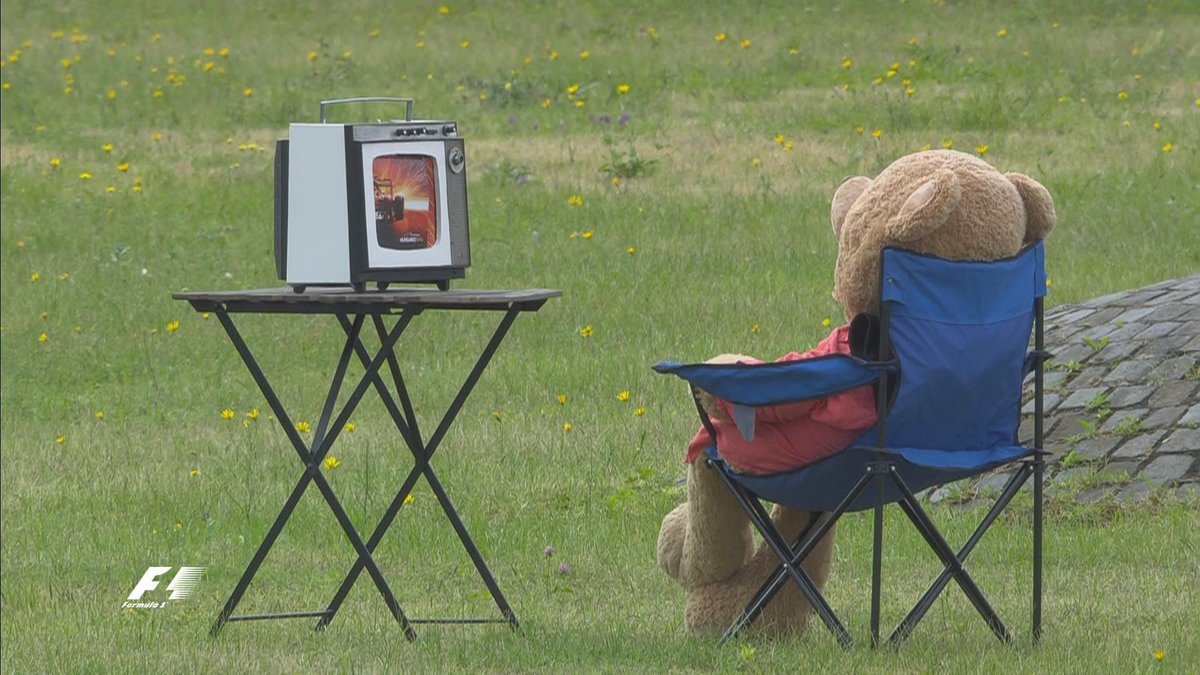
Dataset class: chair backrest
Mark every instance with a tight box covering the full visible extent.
[859,241,1047,457]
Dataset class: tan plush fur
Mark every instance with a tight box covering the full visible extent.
[657,149,1055,636]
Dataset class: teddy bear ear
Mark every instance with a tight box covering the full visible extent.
[831,176,871,238]
[886,168,962,242]
[1006,172,1057,244]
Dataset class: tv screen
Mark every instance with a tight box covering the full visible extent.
[373,154,438,251]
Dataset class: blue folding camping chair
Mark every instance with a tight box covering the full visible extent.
[654,242,1049,647]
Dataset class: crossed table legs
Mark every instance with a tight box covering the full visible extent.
[208,307,520,638]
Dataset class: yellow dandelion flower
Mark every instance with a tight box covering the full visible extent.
[31,272,41,282]
[714,32,727,43]
[855,125,865,134]
[203,47,215,57]
[344,422,356,433]
[580,324,594,338]
[403,494,415,505]
[996,27,1008,38]
[634,406,646,416]
[243,87,253,97]
[579,50,589,59]
[822,317,832,328]
[55,434,66,444]
[523,55,533,64]
[190,468,201,477]
[562,421,573,432]
[50,157,61,168]
[575,99,585,108]
[221,408,235,420]
[105,186,115,193]
[1162,142,1173,153]
[219,47,229,57]
[1117,91,1128,100]
[2,82,12,91]
[540,98,551,108]
[439,4,450,13]
[246,407,259,421]
[369,29,380,39]
[203,61,214,72]
[549,50,559,60]
[152,88,163,98]
[872,129,883,139]
[556,393,568,405]
[38,332,49,343]
[616,83,630,94]
[616,390,631,402]
[166,320,180,332]
[102,143,113,153]
[842,57,853,70]
[739,39,751,49]
[581,230,594,239]
[976,144,989,155]
[79,171,92,180]
[1153,120,1161,130]
[751,323,761,334]
[567,194,583,207]
[307,50,318,62]
[942,139,954,149]
[323,456,341,470]
[95,410,105,420]
[1153,650,1164,661]
[567,83,580,95]
[296,421,311,433]
[626,245,636,255]
[460,40,469,49]
[117,162,129,172]
[751,157,761,167]
[491,410,502,421]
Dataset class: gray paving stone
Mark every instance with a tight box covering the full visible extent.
[1101,409,1148,434]
[1110,431,1167,460]
[1151,354,1198,381]
[1116,307,1157,323]
[1022,393,1063,415]
[1147,380,1199,409]
[1160,427,1200,453]
[1139,454,1196,486]
[1060,387,1111,410]
[1103,359,1156,383]
[1142,406,1186,431]
[1075,486,1116,504]
[1104,384,1156,408]
[1073,435,1121,460]
[1180,404,1200,427]
[1134,322,1182,340]
[1145,289,1195,306]
[1144,304,1194,322]
[1114,481,1152,503]
[1175,483,1200,499]
[1140,334,1193,357]
[1089,340,1144,364]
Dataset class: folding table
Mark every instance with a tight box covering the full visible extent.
[173,286,561,638]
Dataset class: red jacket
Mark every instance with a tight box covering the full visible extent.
[685,324,878,475]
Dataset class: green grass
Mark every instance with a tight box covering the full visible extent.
[2,0,1198,671]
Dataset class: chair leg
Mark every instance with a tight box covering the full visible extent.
[1032,456,1044,642]
[870,463,887,648]
[888,463,1032,644]
[709,464,853,648]
[890,470,1012,644]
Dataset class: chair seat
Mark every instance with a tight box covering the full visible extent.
[705,438,1034,513]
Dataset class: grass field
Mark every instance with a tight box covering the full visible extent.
[2,0,1198,672]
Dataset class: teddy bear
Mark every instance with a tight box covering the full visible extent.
[656,148,1056,636]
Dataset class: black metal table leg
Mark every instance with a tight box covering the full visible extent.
[317,309,522,631]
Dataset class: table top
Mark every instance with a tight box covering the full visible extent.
[173,287,562,314]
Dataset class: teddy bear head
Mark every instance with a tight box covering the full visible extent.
[829,149,1056,320]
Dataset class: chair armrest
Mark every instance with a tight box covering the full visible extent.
[653,354,886,407]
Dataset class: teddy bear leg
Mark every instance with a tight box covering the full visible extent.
[683,505,836,636]
[656,458,754,589]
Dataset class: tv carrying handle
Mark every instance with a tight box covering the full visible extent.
[319,97,414,124]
